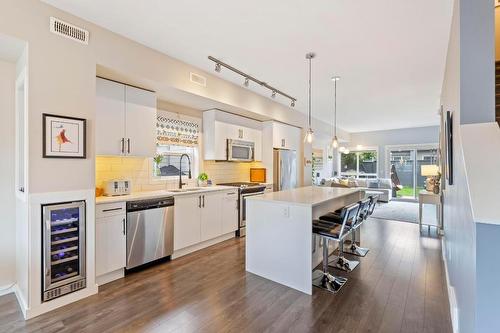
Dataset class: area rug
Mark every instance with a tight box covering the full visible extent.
[371,200,437,224]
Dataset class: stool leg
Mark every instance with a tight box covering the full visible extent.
[312,238,347,293]
[343,227,370,257]
[328,237,360,272]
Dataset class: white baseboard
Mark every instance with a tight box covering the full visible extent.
[13,284,28,319]
[172,232,235,259]
[0,283,15,297]
[442,238,459,333]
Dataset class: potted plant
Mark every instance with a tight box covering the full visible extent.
[153,155,163,177]
[197,172,209,187]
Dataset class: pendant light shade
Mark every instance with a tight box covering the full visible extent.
[304,52,315,143]
[331,76,341,149]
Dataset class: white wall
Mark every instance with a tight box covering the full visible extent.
[0,59,16,291]
[342,126,439,178]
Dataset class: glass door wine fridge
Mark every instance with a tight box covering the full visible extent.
[42,201,86,302]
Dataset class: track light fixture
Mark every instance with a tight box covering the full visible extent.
[208,56,297,107]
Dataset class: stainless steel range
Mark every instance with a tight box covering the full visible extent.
[217,182,266,237]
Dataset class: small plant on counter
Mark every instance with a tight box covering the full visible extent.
[197,172,209,187]
[153,154,163,176]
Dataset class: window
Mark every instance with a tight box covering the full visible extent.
[340,150,377,178]
[154,111,200,179]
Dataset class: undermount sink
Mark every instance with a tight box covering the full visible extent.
[169,188,203,193]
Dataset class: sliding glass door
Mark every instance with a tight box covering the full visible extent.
[388,146,438,200]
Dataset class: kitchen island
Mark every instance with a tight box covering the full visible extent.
[245,186,363,295]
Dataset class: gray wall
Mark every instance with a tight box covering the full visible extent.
[345,126,439,178]
[440,0,496,332]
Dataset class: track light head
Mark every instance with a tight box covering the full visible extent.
[215,63,221,72]
[271,90,276,98]
[290,100,296,107]
[244,77,249,87]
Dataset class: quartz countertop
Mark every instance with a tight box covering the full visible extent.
[95,185,237,204]
[247,186,362,207]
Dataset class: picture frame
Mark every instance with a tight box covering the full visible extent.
[445,110,453,185]
[43,113,86,159]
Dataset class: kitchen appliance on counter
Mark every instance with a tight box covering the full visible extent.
[42,201,86,302]
[227,139,254,162]
[104,179,131,196]
[126,196,174,269]
[273,149,297,191]
[217,182,266,237]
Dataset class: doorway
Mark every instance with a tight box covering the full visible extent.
[386,145,438,200]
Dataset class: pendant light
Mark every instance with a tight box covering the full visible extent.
[305,52,315,143]
[331,76,341,148]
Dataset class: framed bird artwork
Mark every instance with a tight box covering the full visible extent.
[43,113,86,158]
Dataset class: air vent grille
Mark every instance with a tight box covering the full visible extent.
[190,72,207,87]
[50,17,89,44]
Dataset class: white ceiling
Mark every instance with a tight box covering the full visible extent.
[43,0,453,133]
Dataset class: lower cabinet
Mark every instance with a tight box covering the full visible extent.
[174,190,239,252]
[95,202,126,283]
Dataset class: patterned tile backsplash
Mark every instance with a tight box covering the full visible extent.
[95,156,266,193]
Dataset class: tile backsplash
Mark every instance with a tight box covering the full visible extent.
[203,161,266,184]
[96,156,267,194]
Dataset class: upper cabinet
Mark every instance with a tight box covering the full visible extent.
[265,121,301,151]
[203,110,262,161]
[96,77,157,157]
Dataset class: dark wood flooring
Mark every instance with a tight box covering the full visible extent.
[0,218,452,333]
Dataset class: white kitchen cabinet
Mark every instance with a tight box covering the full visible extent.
[200,192,222,242]
[271,122,301,151]
[221,191,239,234]
[174,194,202,251]
[96,77,156,157]
[95,202,126,283]
[203,110,263,161]
[173,190,237,252]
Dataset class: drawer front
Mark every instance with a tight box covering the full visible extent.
[96,202,126,219]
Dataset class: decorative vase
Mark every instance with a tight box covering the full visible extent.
[198,179,208,187]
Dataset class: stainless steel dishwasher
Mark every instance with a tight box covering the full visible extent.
[126,196,174,269]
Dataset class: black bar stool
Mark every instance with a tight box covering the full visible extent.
[312,202,359,293]
[344,197,372,257]
[317,202,361,272]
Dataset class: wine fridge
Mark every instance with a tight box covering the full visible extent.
[42,201,86,302]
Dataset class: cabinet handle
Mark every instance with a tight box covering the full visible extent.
[102,207,123,212]
[282,139,285,147]
[121,138,125,154]
[122,218,126,235]
[202,195,205,208]
[127,138,131,154]
[198,195,201,208]
[239,129,243,139]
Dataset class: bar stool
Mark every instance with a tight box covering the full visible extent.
[317,203,362,272]
[344,197,372,257]
[312,202,359,293]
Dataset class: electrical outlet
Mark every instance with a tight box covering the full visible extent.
[283,206,290,218]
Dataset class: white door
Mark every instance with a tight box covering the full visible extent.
[95,214,126,277]
[200,192,222,241]
[221,192,238,234]
[96,78,126,155]
[174,194,201,250]
[124,85,157,157]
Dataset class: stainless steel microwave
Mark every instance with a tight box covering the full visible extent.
[227,139,254,162]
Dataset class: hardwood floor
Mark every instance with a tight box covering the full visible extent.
[0,218,452,333]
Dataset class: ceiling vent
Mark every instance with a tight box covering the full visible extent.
[50,17,89,45]
[190,72,206,87]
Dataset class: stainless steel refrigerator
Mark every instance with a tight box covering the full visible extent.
[273,149,297,191]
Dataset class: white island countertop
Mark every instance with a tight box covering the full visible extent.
[248,186,362,207]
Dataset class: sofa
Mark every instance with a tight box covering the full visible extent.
[319,177,393,202]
